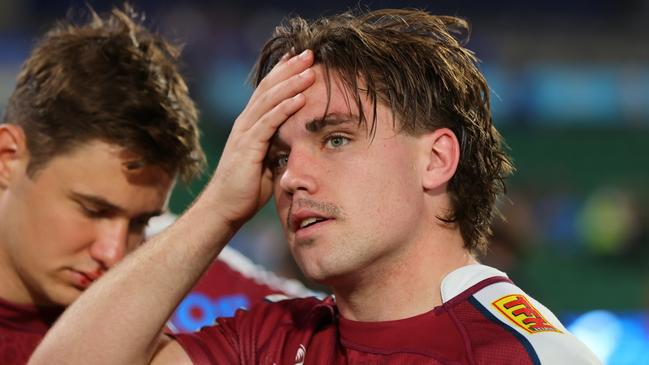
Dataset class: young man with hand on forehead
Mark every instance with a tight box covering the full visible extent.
[0,6,312,364]
[29,8,601,365]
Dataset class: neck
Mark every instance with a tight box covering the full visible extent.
[332,228,476,322]
[0,195,29,305]
[0,245,33,305]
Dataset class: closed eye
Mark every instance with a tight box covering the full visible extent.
[80,205,111,218]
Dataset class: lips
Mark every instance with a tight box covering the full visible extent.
[289,210,331,232]
[69,269,102,289]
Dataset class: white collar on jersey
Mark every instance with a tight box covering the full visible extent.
[440,264,508,303]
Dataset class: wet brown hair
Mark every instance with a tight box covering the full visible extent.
[253,8,513,253]
[2,5,205,181]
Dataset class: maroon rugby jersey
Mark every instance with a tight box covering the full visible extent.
[0,247,314,364]
[0,298,61,365]
[148,214,318,334]
[174,264,601,365]
[168,246,318,333]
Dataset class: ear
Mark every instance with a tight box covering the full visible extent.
[0,124,28,189]
[420,128,460,190]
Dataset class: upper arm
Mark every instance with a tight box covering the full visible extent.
[150,336,194,365]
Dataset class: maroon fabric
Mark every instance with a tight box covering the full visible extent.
[188,259,283,303]
[450,299,534,365]
[0,258,294,364]
[168,259,290,333]
[0,298,62,365]
[173,276,539,365]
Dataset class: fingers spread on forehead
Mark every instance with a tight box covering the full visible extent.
[276,51,292,66]
[235,66,315,134]
[251,66,314,117]
[259,50,314,92]
[247,93,306,146]
[232,51,313,134]
[247,50,313,104]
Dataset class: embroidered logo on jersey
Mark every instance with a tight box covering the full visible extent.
[294,344,306,365]
[492,294,561,334]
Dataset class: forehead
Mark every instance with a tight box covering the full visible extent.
[303,66,359,116]
[32,141,174,215]
[279,65,387,137]
[40,140,173,188]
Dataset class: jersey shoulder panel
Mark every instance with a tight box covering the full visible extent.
[469,279,602,365]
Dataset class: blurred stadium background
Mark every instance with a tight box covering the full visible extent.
[1,1,648,363]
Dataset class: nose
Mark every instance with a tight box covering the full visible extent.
[278,148,318,196]
[89,219,130,269]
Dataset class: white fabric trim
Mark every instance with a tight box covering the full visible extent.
[441,264,602,365]
[440,264,508,303]
[218,245,321,299]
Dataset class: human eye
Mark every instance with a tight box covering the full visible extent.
[324,134,350,149]
[80,205,106,218]
[267,152,289,173]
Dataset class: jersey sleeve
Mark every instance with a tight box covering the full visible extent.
[171,310,242,365]
[470,281,602,365]
[170,297,310,365]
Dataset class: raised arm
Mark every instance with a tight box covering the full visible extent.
[28,50,315,365]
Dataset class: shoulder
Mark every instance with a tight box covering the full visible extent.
[0,299,55,365]
[444,265,601,365]
[178,295,330,338]
[172,296,334,364]
[256,294,333,327]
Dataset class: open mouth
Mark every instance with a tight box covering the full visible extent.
[298,217,329,229]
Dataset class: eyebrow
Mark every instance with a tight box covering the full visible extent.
[70,192,164,219]
[270,113,360,150]
[304,113,359,133]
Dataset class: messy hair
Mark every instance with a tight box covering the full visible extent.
[253,8,513,253]
[2,5,205,181]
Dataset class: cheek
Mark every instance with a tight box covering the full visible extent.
[7,206,94,275]
[51,215,96,253]
[27,199,98,255]
[355,154,420,220]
